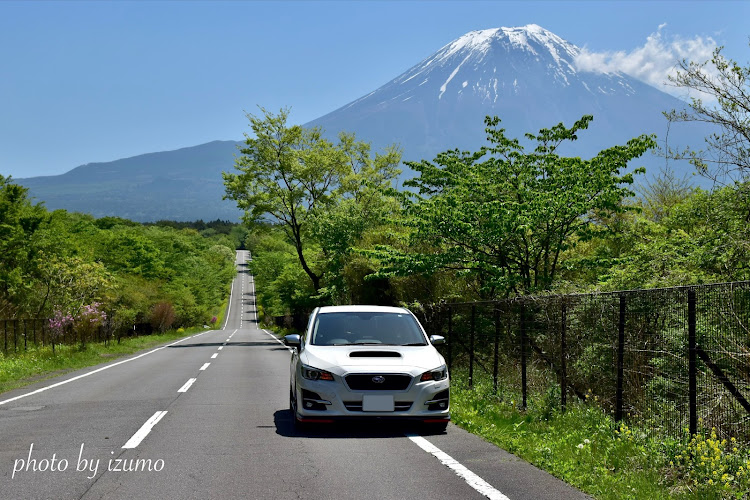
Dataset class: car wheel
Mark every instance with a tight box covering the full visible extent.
[290,387,307,430]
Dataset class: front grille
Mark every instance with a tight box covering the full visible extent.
[344,401,413,412]
[345,374,413,391]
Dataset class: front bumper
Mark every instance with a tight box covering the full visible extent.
[295,373,450,421]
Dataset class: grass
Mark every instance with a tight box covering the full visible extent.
[450,370,750,499]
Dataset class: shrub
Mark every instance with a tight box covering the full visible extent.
[150,301,176,333]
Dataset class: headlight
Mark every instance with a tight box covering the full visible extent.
[420,365,448,382]
[300,364,334,381]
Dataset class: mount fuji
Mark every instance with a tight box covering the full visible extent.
[308,24,704,172]
[19,25,708,222]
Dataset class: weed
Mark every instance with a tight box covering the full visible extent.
[450,370,750,499]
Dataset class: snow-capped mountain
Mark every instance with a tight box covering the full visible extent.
[308,24,704,175]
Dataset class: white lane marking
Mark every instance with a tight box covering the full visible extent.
[251,276,258,323]
[262,329,295,353]
[211,353,218,359]
[178,378,197,393]
[223,279,234,330]
[218,346,224,350]
[122,411,168,449]
[0,334,206,406]
[406,434,511,500]
[199,363,210,371]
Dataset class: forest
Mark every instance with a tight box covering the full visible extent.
[0,178,243,336]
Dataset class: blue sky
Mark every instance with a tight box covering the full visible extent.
[2,0,748,178]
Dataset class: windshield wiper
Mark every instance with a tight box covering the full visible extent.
[401,343,428,346]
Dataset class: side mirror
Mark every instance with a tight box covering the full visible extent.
[429,335,445,345]
[284,334,301,347]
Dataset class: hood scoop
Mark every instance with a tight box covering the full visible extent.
[349,351,402,358]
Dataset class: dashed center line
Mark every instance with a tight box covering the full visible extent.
[211,353,218,359]
[123,411,168,449]
[199,363,210,371]
[218,346,224,350]
[178,378,197,393]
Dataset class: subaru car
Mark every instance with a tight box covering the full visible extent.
[286,305,450,430]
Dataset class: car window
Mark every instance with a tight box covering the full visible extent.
[311,312,427,346]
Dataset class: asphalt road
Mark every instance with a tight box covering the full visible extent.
[0,251,589,500]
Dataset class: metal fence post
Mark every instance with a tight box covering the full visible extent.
[493,305,500,394]
[521,303,527,410]
[616,295,626,422]
[447,306,453,372]
[560,300,567,413]
[688,289,697,436]
[469,305,476,389]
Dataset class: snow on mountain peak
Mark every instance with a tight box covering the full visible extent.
[397,24,581,92]
[348,24,636,111]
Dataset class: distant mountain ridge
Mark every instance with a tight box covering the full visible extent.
[17,25,711,222]
[18,140,242,222]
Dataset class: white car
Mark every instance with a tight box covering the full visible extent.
[286,305,450,431]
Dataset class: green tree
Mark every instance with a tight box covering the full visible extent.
[665,44,750,186]
[372,116,656,296]
[0,175,48,317]
[224,107,400,293]
[37,255,113,318]
[246,227,317,317]
[600,185,750,289]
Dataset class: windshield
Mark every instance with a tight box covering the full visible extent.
[311,312,428,346]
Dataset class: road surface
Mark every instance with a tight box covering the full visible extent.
[0,251,589,499]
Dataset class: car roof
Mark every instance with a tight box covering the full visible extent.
[316,305,411,315]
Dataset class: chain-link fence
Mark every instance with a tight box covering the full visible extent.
[415,281,750,441]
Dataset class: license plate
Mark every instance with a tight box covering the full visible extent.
[362,394,394,412]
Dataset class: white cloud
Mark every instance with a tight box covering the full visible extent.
[574,26,718,100]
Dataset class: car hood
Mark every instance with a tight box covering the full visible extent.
[301,345,445,375]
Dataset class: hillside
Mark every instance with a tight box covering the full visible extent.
[18,140,242,222]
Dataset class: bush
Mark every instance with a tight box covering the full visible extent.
[150,301,176,333]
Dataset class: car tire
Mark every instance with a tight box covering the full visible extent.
[290,387,307,431]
